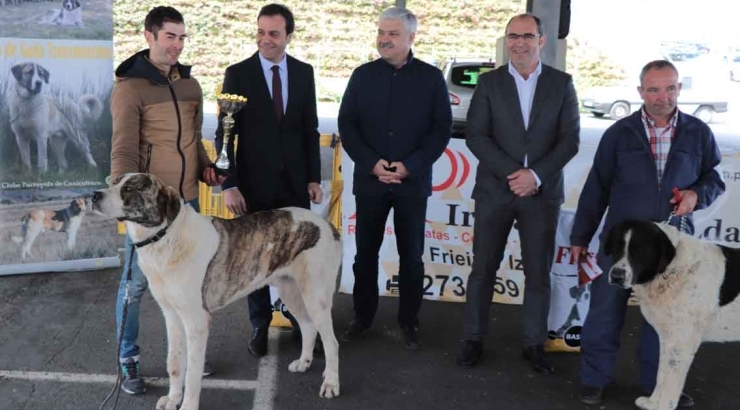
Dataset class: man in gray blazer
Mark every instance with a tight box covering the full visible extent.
[457,13,580,373]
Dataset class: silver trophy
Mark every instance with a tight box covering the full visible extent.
[215,94,247,174]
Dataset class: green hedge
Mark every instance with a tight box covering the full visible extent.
[113,0,625,101]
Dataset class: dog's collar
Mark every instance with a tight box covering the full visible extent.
[132,226,168,248]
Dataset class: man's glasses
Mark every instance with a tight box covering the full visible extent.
[506,33,540,41]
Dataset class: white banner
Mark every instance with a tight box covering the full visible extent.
[340,138,740,348]
[0,2,118,275]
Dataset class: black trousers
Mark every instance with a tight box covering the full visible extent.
[246,171,309,329]
[462,193,559,347]
[352,191,428,329]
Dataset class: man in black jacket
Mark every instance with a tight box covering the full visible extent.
[215,3,322,358]
[338,6,451,350]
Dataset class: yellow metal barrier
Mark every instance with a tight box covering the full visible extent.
[198,140,236,219]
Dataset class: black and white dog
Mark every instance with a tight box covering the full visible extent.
[604,220,740,410]
[39,0,83,26]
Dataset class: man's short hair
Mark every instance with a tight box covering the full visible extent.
[144,6,184,39]
[505,13,544,36]
[258,4,295,36]
[379,6,417,34]
[639,60,679,85]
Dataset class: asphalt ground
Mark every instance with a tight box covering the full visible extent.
[0,268,738,410]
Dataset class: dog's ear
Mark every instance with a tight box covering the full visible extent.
[36,64,50,84]
[11,64,24,82]
[110,175,123,187]
[655,229,677,273]
[157,185,181,225]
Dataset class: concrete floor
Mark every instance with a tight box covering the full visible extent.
[0,268,737,410]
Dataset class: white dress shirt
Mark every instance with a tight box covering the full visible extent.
[508,61,543,187]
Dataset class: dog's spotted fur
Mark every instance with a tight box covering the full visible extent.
[605,220,740,410]
[92,173,341,410]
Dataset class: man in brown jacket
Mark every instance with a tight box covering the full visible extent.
[109,6,222,395]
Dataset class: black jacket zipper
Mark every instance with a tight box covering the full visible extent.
[167,77,187,199]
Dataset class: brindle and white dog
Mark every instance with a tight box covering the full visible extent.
[92,173,342,410]
[605,220,740,410]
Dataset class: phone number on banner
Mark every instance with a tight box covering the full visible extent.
[383,272,523,304]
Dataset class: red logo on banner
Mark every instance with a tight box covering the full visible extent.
[433,148,470,192]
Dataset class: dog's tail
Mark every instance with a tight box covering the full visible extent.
[78,94,103,121]
[11,214,29,244]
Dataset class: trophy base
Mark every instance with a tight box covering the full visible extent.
[210,163,229,176]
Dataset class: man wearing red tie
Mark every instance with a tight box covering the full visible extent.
[215,3,322,358]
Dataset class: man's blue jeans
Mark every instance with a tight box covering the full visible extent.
[115,199,200,359]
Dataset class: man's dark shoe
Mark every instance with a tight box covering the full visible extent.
[521,345,555,374]
[401,326,422,351]
[120,357,146,395]
[457,340,483,367]
[339,321,369,342]
[641,390,694,408]
[248,327,268,358]
[580,385,604,405]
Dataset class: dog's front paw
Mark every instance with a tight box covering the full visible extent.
[155,396,179,410]
[288,358,312,373]
[320,371,340,398]
[635,396,658,410]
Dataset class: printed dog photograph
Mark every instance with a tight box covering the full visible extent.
[8,62,102,174]
[0,0,113,40]
[0,197,119,264]
[0,43,113,189]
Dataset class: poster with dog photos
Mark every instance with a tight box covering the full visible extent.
[340,139,740,351]
[0,0,117,274]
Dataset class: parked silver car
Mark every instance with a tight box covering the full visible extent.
[440,59,496,137]
[581,79,728,123]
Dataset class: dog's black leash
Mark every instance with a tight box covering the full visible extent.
[99,249,135,410]
[99,226,169,410]
[663,187,688,233]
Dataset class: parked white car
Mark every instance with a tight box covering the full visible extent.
[581,81,728,123]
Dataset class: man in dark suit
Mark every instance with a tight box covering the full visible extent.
[215,3,322,358]
[338,6,451,351]
[457,13,580,373]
